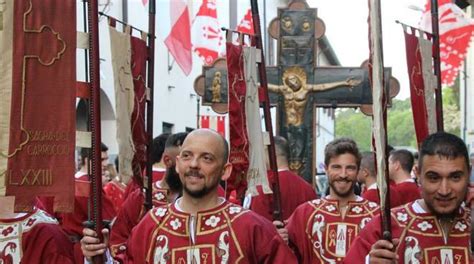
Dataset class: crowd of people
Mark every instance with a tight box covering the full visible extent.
[1,129,472,263]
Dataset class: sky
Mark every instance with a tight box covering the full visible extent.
[308,0,427,99]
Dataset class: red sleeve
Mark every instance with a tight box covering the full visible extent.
[249,186,273,221]
[110,188,145,257]
[104,182,126,213]
[22,223,75,264]
[240,212,297,264]
[286,202,315,263]
[362,189,380,204]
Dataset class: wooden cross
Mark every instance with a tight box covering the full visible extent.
[194,0,399,183]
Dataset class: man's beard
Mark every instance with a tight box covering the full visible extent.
[183,170,220,198]
[328,178,355,198]
[165,165,182,193]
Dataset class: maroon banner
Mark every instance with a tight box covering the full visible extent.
[403,28,430,147]
[226,42,249,199]
[6,0,76,212]
[130,36,148,188]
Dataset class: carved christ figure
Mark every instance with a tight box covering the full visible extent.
[268,66,362,172]
[268,66,361,126]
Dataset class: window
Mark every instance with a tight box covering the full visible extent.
[162,122,174,134]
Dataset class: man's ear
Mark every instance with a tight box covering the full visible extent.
[163,154,173,168]
[413,164,421,181]
[220,163,233,181]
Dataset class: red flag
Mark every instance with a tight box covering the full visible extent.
[192,0,223,65]
[226,42,250,199]
[420,0,474,86]
[236,9,254,35]
[402,26,437,146]
[142,0,148,6]
[164,0,192,75]
[2,0,76,212]
[200,115,226,136]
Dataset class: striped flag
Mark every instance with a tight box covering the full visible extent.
[200,115,226,136]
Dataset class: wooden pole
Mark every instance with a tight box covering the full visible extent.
[250,0,282,221]
[87,0,104,262]
[431,0,444,131]
[144,0,156,211]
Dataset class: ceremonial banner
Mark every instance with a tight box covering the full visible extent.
[200,115,226,136]
[236,9,254,35]
[226,42,249,199]
[420,0,474,86]
[243,46,271,196]
[130,36,148,186]
[0,0,76,212]
[402,25,437,146]
[109,25,135,179]
[192,0,223,65]
[165,0,192,75]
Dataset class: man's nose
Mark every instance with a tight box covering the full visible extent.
[438,179,451,196]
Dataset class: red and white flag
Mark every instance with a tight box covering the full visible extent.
[200,115,226,136]
[402,25,437,146]
[420,0,474,86]
[192,0,223,65]
[236,8,254,35]
[164,0,193,75]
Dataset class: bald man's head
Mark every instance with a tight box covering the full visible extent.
[184,129,229,165]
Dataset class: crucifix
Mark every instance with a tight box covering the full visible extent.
[194,0,399,183]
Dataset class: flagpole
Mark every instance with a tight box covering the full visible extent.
[144,0,156,211]
[87,0,105,263]
[250,0,282,222]
[369,0,392,241]
[431,0,444,131]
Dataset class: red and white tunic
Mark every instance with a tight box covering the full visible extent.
[286,196,380,263]
[345,200,473,264]
[117,199,297,263]
[0,208,74,263]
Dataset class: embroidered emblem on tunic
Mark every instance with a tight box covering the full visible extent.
[153,235,169,264]
[229,207,241,214]
[313,199,321,205]
[170,218,181,230]
[404,236,421,264]
[325,205,336,212]
[454,221,467,232]
[351,206,362,214]
[360,217,372,229]
[154,208,167,217]
[368,202,378,208]
[396,212,408,222]
[205,215,221,228]
[154,193,165,201]
[417,221,432,231]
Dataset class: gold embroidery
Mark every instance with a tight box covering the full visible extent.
[7,168,53,186]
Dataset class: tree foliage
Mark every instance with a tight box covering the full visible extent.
[335,87,460,151]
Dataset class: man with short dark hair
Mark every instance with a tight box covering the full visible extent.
[285,138,379,263]
[60,142,116,263]
[109,132,187,257]
[81,129,297,263]
[358,151,402,208]
[250,136,317,221]
[346,132,472,263]
[389,149,420,205]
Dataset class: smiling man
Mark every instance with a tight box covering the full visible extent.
[346,132,472,263]
[284,138,379,263]
[80,129,296,263]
